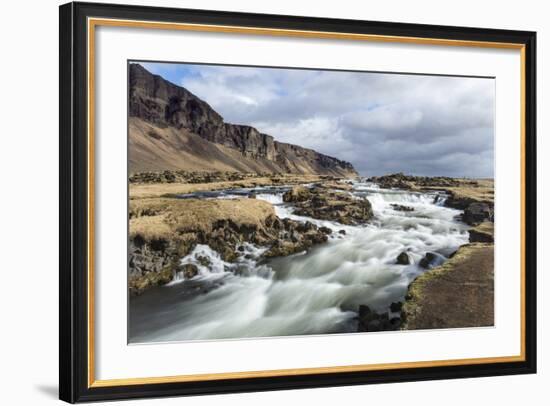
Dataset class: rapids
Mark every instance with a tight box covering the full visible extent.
[129,181,469,343]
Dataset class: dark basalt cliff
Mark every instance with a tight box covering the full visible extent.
[129,63,357,176]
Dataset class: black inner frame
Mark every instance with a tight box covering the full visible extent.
[59,2,537,403]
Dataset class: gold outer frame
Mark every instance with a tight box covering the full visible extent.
[86,17,527,388]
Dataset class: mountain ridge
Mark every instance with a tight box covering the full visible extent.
[129,63,357,176]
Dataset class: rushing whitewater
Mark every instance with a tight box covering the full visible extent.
[129,181,469,343]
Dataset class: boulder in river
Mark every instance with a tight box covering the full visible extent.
[390,203,414,212]
[419,252,438,269]
[319,226,333,235]
[396,251,410,265]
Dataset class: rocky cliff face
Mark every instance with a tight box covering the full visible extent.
[129,63,357,176]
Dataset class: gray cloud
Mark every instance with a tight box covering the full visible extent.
[178,64,494,177]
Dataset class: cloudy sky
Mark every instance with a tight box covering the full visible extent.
[141,61,495,178]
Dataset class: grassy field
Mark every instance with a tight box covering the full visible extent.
[130,197,276,242]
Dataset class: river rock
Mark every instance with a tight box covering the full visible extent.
[419,252,438,269]
[357,305,399,332]
[264,217,329,257]
[319,226,333,235]
[396,251,410,265]
[463,202,493,225]
[286,186,373,225]
[179,263,199,279]
[390,203,414,212]
[196,255,211,267]
[390,302,403,312]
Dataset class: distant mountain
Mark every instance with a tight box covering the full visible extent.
[128,63,357,176]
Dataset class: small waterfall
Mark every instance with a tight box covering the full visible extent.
[255,193,284,205]
[169,243,272,284]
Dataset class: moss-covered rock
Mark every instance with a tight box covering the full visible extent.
[128,266,174,296]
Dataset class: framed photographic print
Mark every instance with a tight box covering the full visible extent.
[59,1,537,403]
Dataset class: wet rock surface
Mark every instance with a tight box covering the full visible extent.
[419,252,438,269]
[390,302,403,313]
[396,251,411,265]
[391,203,414,212]
[357,305,401,332]
[179,263,199,279]
[283,185,373,225]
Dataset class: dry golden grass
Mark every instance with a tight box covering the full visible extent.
[129,214,172,241]
[129,174,325,199]
[129,197,275,241]
[472,221,494,236]
[417,178,494,204]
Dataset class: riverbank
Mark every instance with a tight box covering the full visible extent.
[401,242,494,329]
[401,215,495,330]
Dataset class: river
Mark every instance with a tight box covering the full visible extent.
[129,181,469,343]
